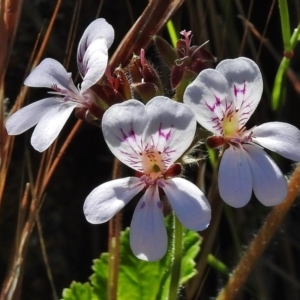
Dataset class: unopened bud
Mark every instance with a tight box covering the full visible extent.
[142,61,163,94]
[132,82,159,103]
[114,67,132,100]
[128,55,143,83]
[91,84,124,107]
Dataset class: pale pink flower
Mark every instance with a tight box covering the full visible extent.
[184,57,300,207]
[6,18,114,152]
[83,96,211,261]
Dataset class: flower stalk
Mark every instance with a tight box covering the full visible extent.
[107,158,122,300]
[168,213,183,300]
[216,163,300,300]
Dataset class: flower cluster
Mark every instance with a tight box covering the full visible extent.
[6,18,114,152]
[5,19,300,261]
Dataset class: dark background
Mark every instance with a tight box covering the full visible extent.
[1,0,300,299]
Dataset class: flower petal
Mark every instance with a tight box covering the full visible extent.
[130,185,167,261]
[6,98,62,135]
[31,103,77,152]
[24,58,78,93]
[218,146,252,207]
[216,57,263,127]
[83,177,144,224]
[162,178,211,231]
[183,68,231,134]
[77,18,114,77]
[252,122,300,162]
[102,100,149,172]
[80,38,108,92]
[243,144,287,206]
[145,96,197,169]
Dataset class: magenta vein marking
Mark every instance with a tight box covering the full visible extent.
[158,123,173,141]
[118,123,137,142]
[215,96,221,106]
[205,101,215,112]
[224,99,233,112]
[233,82,246,97]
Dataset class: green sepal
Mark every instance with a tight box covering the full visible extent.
[152,35,178,69]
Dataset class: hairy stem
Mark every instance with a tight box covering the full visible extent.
[168,213,183,300]
[108,158,122,300]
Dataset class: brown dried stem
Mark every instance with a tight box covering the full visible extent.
[0,0,63,206]
[108,0,184,69]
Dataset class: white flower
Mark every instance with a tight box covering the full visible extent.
[83,96,211,261]
[184,57,300,208]
[6,18,114,152]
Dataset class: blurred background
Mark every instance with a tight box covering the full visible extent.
[1,0,300,299]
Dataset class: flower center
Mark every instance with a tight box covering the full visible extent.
[207,124,254,149]
[50,83,93,107]
[222,110,239,136]
[141,148,164,180]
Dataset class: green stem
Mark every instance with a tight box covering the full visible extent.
[278,0,292,54]
[168,213,183,300]
[271,23,300,110]
[166,20,178,47]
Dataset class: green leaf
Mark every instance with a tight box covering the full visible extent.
[117,228,170,300]
[91,253,109,299]
[180,230,201,284]
[112,216,201,300]
[61,216,201,300]
[62,282,97,300]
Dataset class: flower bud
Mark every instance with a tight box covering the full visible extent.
[90,84,124,107]
[142,61,163,94]
[128,54,143,83]
[132,82,160,103]
[128,50,163,98]
[114,67,132,100]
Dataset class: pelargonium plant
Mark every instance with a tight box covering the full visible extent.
[184,57,300,208]
[83,96,211,261]
[5,18,114,152]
